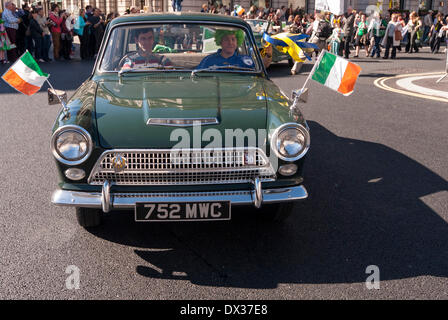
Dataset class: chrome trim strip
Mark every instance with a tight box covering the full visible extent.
[146,118,219,127]
[51,185,308,211]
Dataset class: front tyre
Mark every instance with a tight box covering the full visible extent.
[258,202,295,222]
[75,207,102,228]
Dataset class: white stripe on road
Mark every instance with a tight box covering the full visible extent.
[374,72,448,103]
[396,75,448,99]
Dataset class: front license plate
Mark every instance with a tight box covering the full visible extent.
[135,201,231,222]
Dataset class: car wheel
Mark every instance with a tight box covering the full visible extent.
[75,207,102,228]
[258,201,295,222]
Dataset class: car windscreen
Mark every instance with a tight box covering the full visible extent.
[99,23,262,73]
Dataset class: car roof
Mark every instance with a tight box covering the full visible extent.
[109,12,250,27]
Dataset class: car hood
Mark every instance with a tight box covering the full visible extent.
[95,75,268,148]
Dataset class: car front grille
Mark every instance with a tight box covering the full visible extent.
[88,148,276,185]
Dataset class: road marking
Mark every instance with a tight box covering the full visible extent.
[374,72,448,103]
[396,75,448,99]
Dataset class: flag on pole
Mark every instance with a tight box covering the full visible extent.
[1,51,49,96]
[262,33,318,62]
[311,51,361,96]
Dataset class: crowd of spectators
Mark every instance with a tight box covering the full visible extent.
[1,2,448,68]
[0,1,117,64]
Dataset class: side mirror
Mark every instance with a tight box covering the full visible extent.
[48,88,67,105]
[291,87,308,103]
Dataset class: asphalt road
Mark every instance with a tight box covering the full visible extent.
[0,47,447,300]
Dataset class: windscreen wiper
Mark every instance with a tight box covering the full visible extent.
[118,65,186,78]
[190,65,256,78]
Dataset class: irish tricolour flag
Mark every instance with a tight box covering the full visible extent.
[311,51,361,96]
[2,51,49,96]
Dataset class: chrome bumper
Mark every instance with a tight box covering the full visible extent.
[51,181,308,213]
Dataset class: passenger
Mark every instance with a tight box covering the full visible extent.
[196,29,255,69]
[120,28,172,69]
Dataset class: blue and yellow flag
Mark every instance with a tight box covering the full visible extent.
[262,33,318,62]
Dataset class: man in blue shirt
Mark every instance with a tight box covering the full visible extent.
[3,1,22,62]
[197,29,255,69]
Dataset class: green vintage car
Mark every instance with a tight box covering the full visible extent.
[50,13,310,227]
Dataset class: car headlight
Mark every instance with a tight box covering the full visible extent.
[51,125,93,165]
[271,123,310,161]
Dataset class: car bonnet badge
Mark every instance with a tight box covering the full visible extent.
[112,154,127,173]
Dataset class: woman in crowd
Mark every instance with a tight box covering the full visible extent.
[429,13,444,54]
[406,11,421,53]
[74,8,90,60]
[48,4,64,60]
[0,14,13,64]
[382,13,400,59]
[288,14,304,34]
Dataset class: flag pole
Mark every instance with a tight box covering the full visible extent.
[46,79,70,117]
[300,49,326,92]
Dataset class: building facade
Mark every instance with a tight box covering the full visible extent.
[1,0,444,16]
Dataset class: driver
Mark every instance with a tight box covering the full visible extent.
[121,28,172,69]
[196,29,255,69]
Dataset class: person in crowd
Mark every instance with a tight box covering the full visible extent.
[85,5,93,18]
[17,3,32,55]
[329,20,344,56]
[209,4,218,14]
[74,8,90,60]
[197,29,254,69]
[382,13,400,59]
[288,15,304,34]
[429,13,444,54]
[309,12,330,59]
[201,3,208,13]
[120,28,172,69]
[423,10,433,45]
[368,11,386,58]
[35,8,52,62]
[0,14,13,64]
[49,4,64,60]
[2,1,21,62]
[285,7,293,22]
[405,11,421,53]
[60,10,73,60]
[105,12,119,27]
[172,0,182,12]
[29,8,44,62]
[343,6,355,59]
[86,8,102,58]
[354,13,368,57]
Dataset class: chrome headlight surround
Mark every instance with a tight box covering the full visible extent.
[51,125,93,165]
[271,123,310,162]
